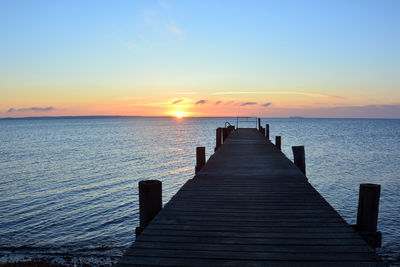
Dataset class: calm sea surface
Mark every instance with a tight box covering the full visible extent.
[0,117,399,265]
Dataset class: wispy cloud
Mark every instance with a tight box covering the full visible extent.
[7,107,55,113]
[195,100,207,105]
[166,21,183,36]
[278,104,400,118]
[159,1,184,37]
[212,91,343,99]
[276,92,344,99]
[108,33,141,51]
[158,0,170,10]
[213,91,258,95]
[262,102,272,107]
[168,91,198,95]
[171,99,183,104]
[109,1,184,52]
[215,101,222,105]
[241,102,258,106]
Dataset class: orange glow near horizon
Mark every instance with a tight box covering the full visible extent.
[171,110,187,118]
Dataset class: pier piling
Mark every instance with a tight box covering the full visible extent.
[265,124,269,140]
[292,146,306,175]
[222,128,228,142]
[356,183,382,248]
[275,136,281,150]
[215,128,222,151]
[135,180,162,237]
[195,147,206,173]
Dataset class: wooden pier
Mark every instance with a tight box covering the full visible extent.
[117,128,384,266]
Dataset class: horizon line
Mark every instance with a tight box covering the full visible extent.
[1,115,399,120]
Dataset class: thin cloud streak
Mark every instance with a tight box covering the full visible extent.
[7,107,55,113]
[159,0,184,37]
[212,91,343,99]
[241,102,258,106]
[267,104,400,118]
[262,102,272,107]
[195,100,207,105]
[213,91,258,95]
[171,99,183,104]
[215,101,222,105]
[168,92,198,95]
[166,21,183,36]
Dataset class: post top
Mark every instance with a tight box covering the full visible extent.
[139,180,162,186]
[360,183,381,189]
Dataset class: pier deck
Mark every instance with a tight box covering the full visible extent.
[118,128,384,266]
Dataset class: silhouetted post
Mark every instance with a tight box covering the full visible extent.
[292,146,306,175]
[136,180,162,237]
[223,128,228,142]
[195,147,206,173]
[355,183,381,247]
[266,124,270,140]
[228,125,234,134]
[215,128,222,151]
[261,127,265,135]
[275,136,281,150]
[258,118,261,131]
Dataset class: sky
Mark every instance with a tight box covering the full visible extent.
[1,0,399,118]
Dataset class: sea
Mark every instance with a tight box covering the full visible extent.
[0,117,399,266]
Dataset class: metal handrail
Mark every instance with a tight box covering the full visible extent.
[224,121,233,128]
[224,121,237,131]
[236,117,258,128]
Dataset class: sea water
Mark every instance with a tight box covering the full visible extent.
[0,117,399,265]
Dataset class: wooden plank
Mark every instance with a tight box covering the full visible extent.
[138,228,361,239]
[118,256,383,267]
[146,223,356,233]
[155,214,344,221]
[151,218,347,228]
[129,241,374,253]
[135,234,368,246]
[124,248,379,261]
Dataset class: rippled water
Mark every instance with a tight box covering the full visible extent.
[0,117,399,265]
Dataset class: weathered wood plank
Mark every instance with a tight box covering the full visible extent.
[135,233,368,246]
[129,241,374,253]
[124,248,379,261]
[118,256,383,267]
[151,218,348,228]
[138,228,361,239]
[146,223,356,233]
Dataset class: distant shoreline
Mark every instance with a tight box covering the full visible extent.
[1,115,399,120]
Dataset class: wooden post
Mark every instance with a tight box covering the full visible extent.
[215,128,222,151]
[195,147,206,173]
[136,180,162,237]
[228,125,234,134]
[275,136,281,150]
[258,118,261,131]
[292,146,306,175]
[222,128,228,142]
[261,127,265,135]
[355,183,381,247]
[266,124,270,140]
[357,184,381,232]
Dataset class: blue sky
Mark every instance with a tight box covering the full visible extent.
[1,0,399,117]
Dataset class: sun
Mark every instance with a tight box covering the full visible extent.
[174,111,185,118]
